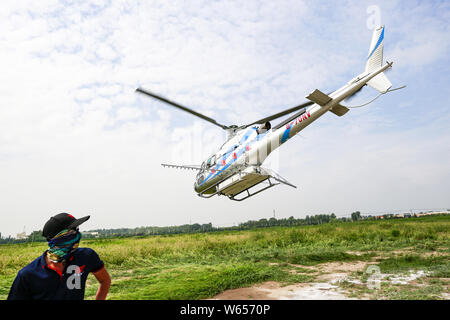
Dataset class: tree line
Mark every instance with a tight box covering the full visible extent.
[0,211,418,244]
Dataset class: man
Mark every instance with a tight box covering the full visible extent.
[7,213,111,300]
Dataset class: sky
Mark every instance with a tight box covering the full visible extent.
[0,0,449,237]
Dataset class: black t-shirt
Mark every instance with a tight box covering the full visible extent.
[7,247,104,300]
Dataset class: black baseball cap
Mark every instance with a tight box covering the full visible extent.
[42,213,90,240]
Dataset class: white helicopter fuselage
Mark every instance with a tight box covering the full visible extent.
[194,60,392,196]
[138,26,397,201]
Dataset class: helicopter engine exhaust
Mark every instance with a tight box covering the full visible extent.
[257,121,271,134]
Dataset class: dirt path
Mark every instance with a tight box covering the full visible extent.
[211,281,357,300]
[209,260,441,300]
[211,261,369,300]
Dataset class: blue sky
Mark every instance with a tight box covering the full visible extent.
[0,0,449,237]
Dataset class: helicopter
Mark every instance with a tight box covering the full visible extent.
[136,26,400,201]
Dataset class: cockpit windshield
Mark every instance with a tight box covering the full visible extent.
[199,155,217,175]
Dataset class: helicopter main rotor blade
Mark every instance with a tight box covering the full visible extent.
[242,100,315,128]
[136,87,229,130]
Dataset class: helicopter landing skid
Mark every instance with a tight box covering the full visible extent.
[226,176,279,201]
[198,166,296,201]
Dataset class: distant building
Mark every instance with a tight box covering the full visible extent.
[415,213,426,217]
[15,232,27,240]
[429,211,448,215]
[83,231,99,238]
[414,211,447,217]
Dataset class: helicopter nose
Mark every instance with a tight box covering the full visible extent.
[194,174,205,192]
[194,181,202,193]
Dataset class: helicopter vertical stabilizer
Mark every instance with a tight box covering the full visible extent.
[365,26,392,93]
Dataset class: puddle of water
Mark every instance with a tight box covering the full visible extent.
[384,270,429,284]
[364,270,430,286]
[273,283,356,300]
[210,267,435,300]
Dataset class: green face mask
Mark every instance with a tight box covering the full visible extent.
[47,229,81,263]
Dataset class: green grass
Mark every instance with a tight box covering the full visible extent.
[377,254,448,273]
[98,262,313,300]
[1,215,449,300]
[373,282,447,300]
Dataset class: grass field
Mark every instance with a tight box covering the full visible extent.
[1,215,449,300]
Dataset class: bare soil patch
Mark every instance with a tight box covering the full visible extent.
[210,280,356,300]
[209,259,444,300]
[210,261,371,300]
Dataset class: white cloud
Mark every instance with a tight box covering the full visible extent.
[116,106,142,122]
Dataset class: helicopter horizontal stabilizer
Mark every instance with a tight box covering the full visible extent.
[306,89,349,117]
[329,104,349,117]
[306,89,332,106]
